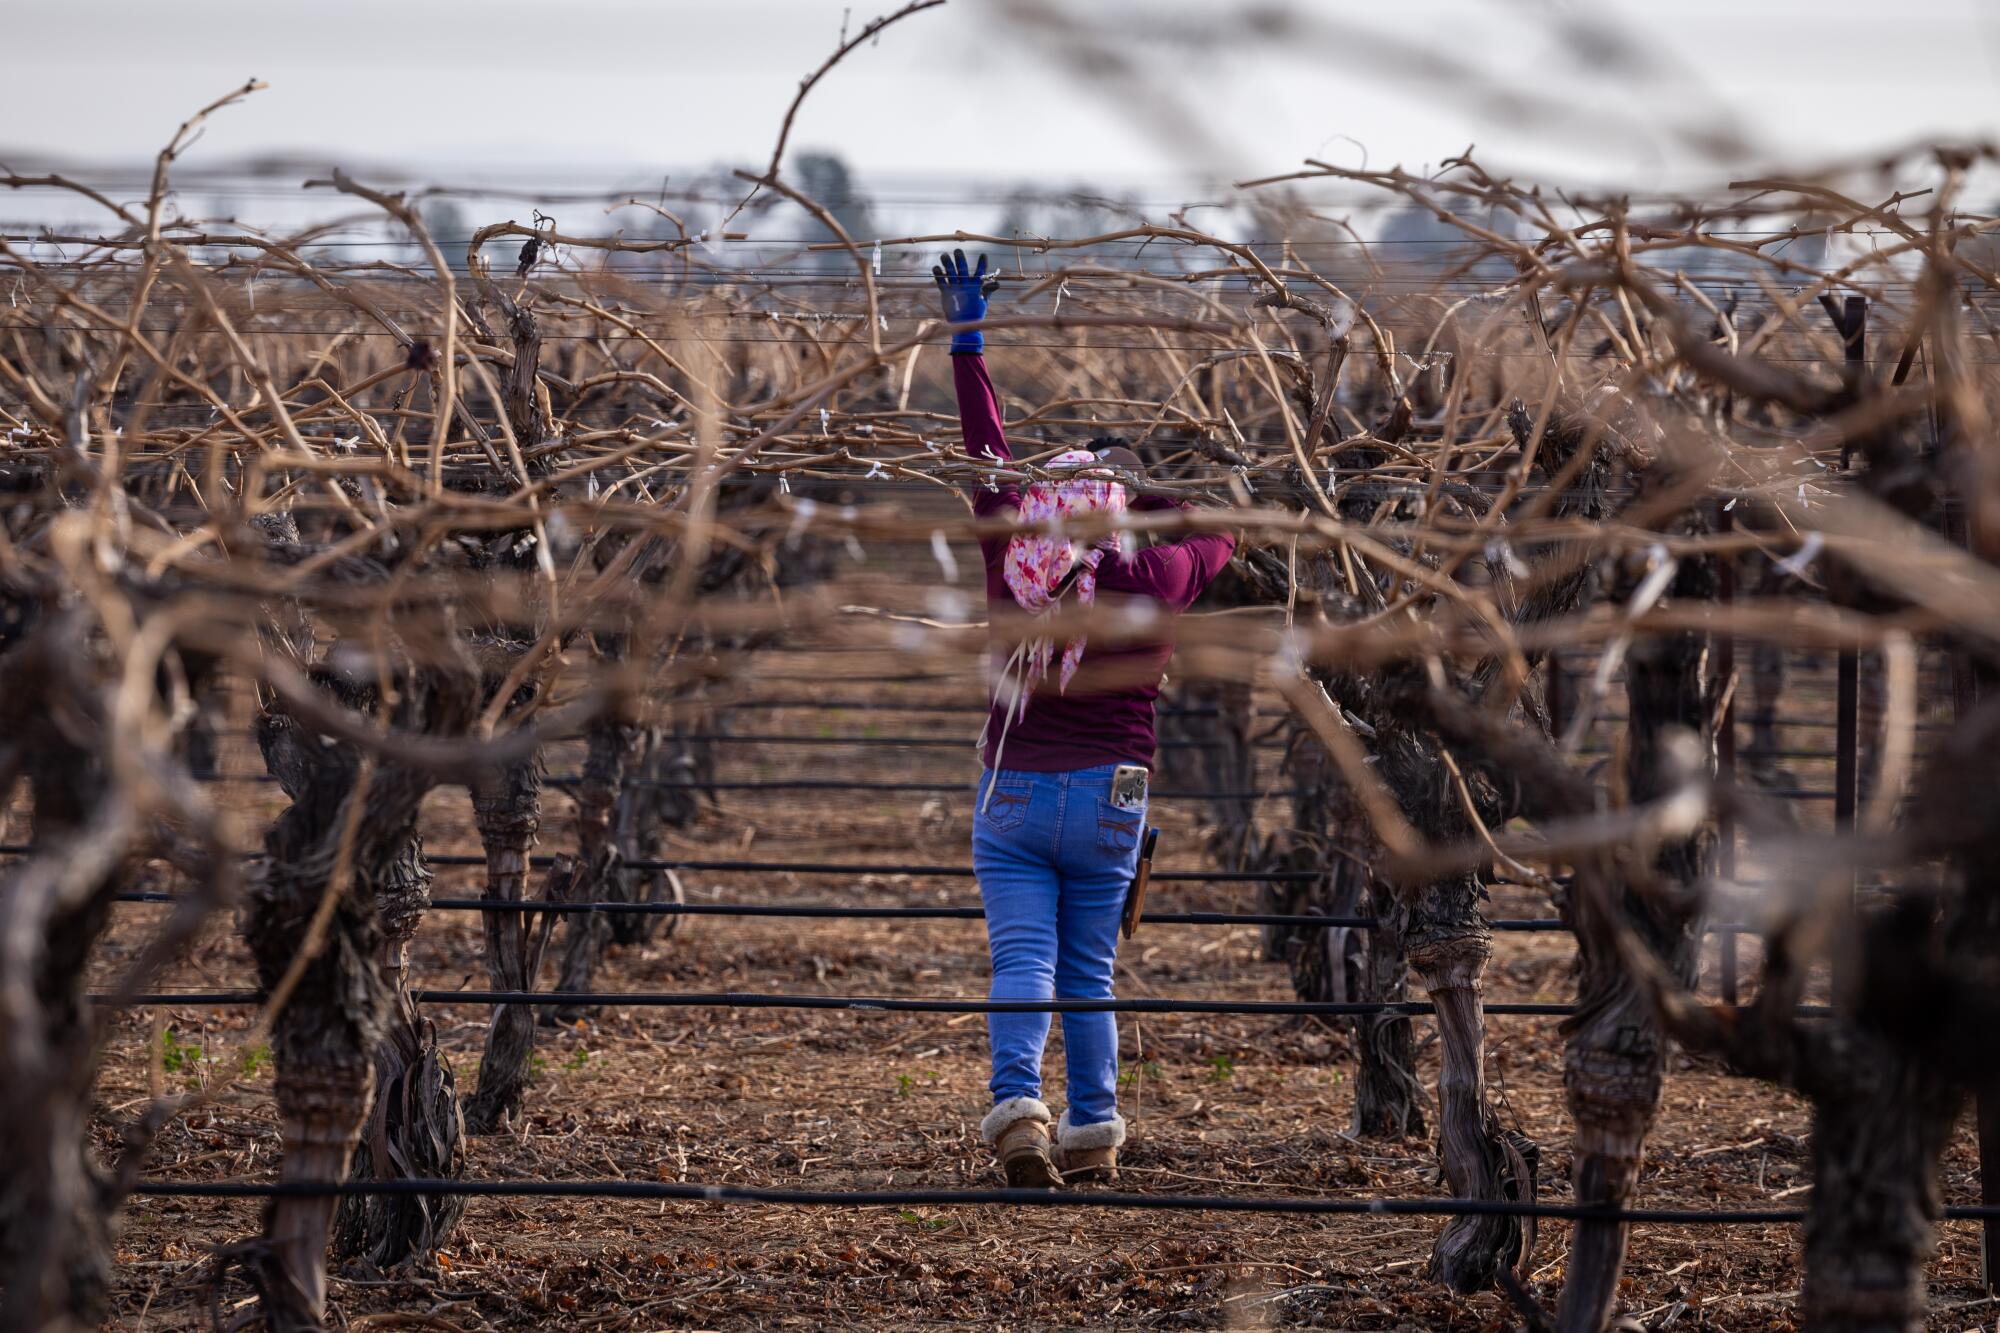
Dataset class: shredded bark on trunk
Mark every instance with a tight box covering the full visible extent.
[549,719,701,1018]
[606,727,702,946]
[1279,728,1427,1139]
[1351,864,1427,1139]
[1353,689,1534,1292]
[1786,683,2000,1330]
[1554,532,1715,1333]
[464,753,548,1135]
[1640,925,1969,1333]
[1799,1045,1961,1333]
[1208,535,1433,1140]
[1401,875,1533,1291]
[0,615,122,1332]
[0,594,237,1333]
[240,666,468,1331]
[548,716,641,1016]
[331,834,468,1269]
[222,509,478,1322]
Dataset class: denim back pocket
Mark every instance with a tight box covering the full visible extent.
[979,778,1034,835]
[1095,800,1144,856]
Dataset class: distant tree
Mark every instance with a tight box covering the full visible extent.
[1375,194,1513,283]
[419,201,469,271]
[793,151,875,271]
[994,187,1156,272]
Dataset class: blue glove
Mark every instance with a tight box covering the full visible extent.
[933,248,998,355]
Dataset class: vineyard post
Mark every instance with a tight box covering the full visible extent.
[1923,268,2000,1292]
[1715,499,1738,1004]
[1545,651,1566,737]
[1829,296,1865,1000]
[1834,653,1859,838]
[1961,655,1999,1290]
[1833,648,1859,986]
[1826,294,1867,470]
[1985,1042,2000,1291]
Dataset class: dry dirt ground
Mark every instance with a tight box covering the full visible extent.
[68,648,1994,1331]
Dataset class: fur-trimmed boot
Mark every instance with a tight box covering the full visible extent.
[1053,1109,1126,1184]
[980,1097,1060,1188]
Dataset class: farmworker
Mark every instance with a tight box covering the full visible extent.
[935,250,1238,1187]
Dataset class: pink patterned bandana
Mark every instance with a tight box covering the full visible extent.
[999,449,1128,705]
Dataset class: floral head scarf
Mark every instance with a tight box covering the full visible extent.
[998,449,1128,707]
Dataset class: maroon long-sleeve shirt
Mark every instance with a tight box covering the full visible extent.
[955,353,1237,772]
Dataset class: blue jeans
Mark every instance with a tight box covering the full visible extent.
[971,765,1146,1125]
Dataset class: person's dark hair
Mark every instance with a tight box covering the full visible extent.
[1088,435,1145,477]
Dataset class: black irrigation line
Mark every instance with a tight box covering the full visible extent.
[539,778,1304,800]
[542,770,1837,800]
[108,889,1570,933]
[181,769,1841,801]
[108,992,1561,1014]
[579,777,1836,799]
[0,846,1311,882]
[673,733,1285,751]
[94,889,1783,938]
[203,771,1854,800]
[453,901,1561,929]
[415,854,1319,882]
[102,886,1850,932]
[185,773,1308,801]
[118,1177,2000,1224]
[723,698,1223,716]
[105,990,1837,1019]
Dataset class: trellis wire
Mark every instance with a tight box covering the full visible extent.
[0,846,1313,882]
[173,770,1845,799]
[106,891,1572,932]
[170,772,1306,799]
[538,778,1300,799]
[92,889,1777,937]
[430,855,1314,881]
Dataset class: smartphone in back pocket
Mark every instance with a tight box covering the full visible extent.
[1110,764,1148,811]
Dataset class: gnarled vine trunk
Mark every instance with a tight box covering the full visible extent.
[0,615,122,1333]
[1351,862,1427,1139]
[1280,738,1426,1140]
[548,716,639,1019]
[243,673,468,1331]
[1370,671,1540,1293]
[1209,538,1432,1141]
[549,717,699,1019]
[464,754,547,1134]
[1554,537,1714,1333]
[1798,1049,1961,1333]
[1401,880,1533,1291]
[605,728,700,946]
[331,834,468,1268]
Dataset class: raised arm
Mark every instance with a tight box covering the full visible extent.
[1105,497,1238,613]
[953,353,1012,467]
[936,249,1018,517]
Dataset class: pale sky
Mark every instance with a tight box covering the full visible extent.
[4,0,1997,217]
